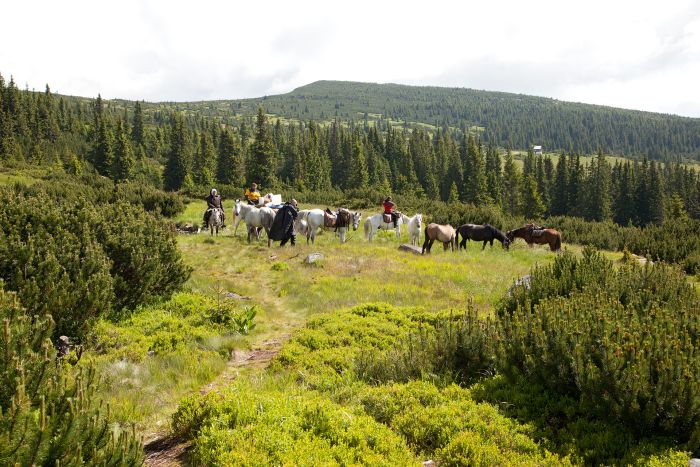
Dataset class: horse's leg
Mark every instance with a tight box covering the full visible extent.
[482,241,486,250]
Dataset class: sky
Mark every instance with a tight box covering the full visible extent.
[2,0,699,117]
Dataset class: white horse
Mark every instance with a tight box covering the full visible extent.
[297,209,363,244]
[403,213,423,246]
[233,200,276,246]
[363,212,405,242]
[205,208,223,236]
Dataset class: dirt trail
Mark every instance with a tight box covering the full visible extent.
[143,335,289,466]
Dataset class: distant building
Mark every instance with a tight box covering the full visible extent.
[533,145,543,156]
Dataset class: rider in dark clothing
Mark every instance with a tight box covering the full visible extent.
[204,189,225,228]
[269,199,299,246]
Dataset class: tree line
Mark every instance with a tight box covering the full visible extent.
[2,73,700,227]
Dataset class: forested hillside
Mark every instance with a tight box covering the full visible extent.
[164,80,700,161]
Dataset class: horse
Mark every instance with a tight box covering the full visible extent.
[506,224,562,251]
[422,223,457,254]
[456,224,510,250]
[363,212,404,242]
[403,213,423,246]
[297,208,362,244]
[205,208,223,236]
[233,199,276,246]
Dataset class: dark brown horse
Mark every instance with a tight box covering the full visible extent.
[506,224,562,251]
[456,224,510,250]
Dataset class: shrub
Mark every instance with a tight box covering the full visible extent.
[497,249,700,447]
[0,283,143,465]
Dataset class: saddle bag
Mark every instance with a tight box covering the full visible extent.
[383,213,393,224]
[324,211,337,228]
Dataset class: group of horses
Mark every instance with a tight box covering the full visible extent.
[422,222,562,253]
[204,202,562,252]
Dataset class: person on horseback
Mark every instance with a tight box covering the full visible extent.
[383,196,398,228]
[204,188,225,228]
[244,183,261,205]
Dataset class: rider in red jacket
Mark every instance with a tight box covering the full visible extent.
[383,197,398,227]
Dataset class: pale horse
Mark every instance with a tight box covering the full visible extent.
[403,213,423,246]
[296,209,362,244]
[205,208,223,236]
[363,212,406,242]
[233,200,276,247]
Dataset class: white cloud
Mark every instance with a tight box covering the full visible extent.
[1,0,698,116]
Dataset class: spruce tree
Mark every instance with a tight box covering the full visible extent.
[164,113,190,191]
[217,128,244,186]
[248,107,277,188]
[463,135,488,204]
[348,129,369,189]
[648,160,665,224]
[551,153,569,215]
[91,117,113,176]
[192,130,215,187]
[111,119,135,182]
[521,174,546,218]
[502,149,521,215]
[131,100,144,146]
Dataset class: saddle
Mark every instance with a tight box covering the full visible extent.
[532,229,545,237]
[324,208,338,228]
[383,213,392,223]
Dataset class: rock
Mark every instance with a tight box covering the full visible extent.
[304,252,324,264]
[689,459,700,467]
[422,461,436,467]
[399,244,423,255]
[225,291,251,300]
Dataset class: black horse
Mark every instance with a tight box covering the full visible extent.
[456,224,511,250]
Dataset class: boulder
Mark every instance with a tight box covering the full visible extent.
[399,244,423,255]
[304,252,324,264]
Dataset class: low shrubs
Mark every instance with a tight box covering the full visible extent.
[0,182,191,339]
[498,249,700,446]
[0,283,143,465]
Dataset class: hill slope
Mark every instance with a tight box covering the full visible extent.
[161,80,700,161]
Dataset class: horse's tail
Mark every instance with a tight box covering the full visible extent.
[363,218,370,239]
[454,228,459,249]
[554,232,562,251]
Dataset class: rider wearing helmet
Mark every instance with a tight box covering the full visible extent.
[204,188,225,228]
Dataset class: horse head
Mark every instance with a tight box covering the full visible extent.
[234,199,242,217]
[415,214,423,229]
[503,236,511,250]
[506,230,515,242]
[352,212,362,231]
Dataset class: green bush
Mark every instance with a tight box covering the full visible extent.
[497,249,700,447]
[0,183,191,338]
[0,283,143,465]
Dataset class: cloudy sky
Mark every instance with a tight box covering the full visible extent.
[2,0,699,116]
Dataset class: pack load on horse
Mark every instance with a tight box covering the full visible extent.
[456,224,510,250]
[422,223,457,254]
[506,223,562,251]
[244,183,262,205]
[203,188,225,232]
[263,193,284,209]
[269,200,299,247]
[297,208,361,244]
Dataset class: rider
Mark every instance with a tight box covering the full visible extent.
[244,182,261,206]
[204,188,225,228]
[383,196,398,228]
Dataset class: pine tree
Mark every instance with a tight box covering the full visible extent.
[217,128,244,186]
[502,149,521,215]
[448,181,460,204]
[648,160,665,224]
[164,113,190,191]
[193,130,216,187]
[131,100,144,146]
[521,174,546,218]
[111,119,135,182]
[91,117,113,176]
[347,129,369,189]
[485,144,502,205]
[551,153,569,215]
[584,150,612,221]
[463,135,488,204]
[248,107,277,188]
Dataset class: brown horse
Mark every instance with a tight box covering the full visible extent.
[506,224,562,251]
[422,223,457,254]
